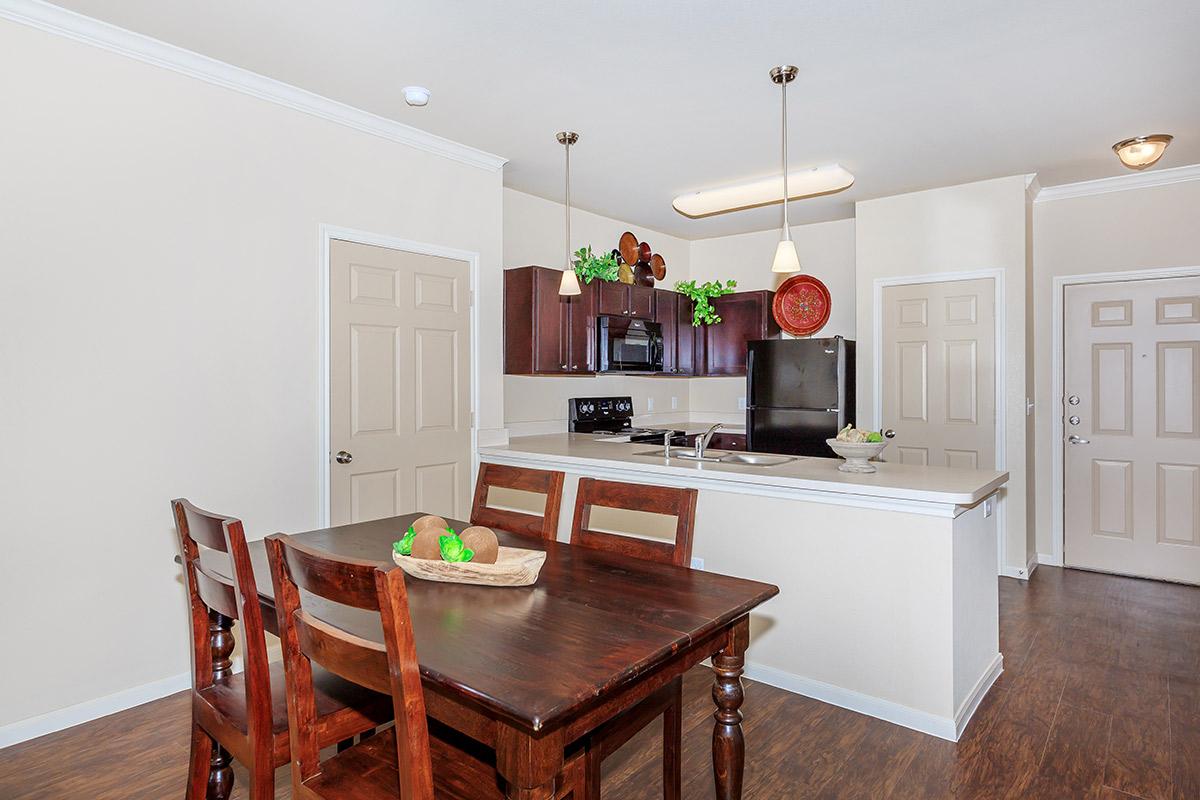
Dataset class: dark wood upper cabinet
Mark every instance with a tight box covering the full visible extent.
[696,290,780,376]
[655,289,696,376]
[597,282,656,319]
[504,266,596,375]
[505,270,773,377]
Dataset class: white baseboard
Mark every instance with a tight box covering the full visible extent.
[1025,552,1039,578]
[0,670,191,749]
[953,653,1004,739]
[1000,553,1038,581]
[745,661,965,741]
[1037,552,1063,567]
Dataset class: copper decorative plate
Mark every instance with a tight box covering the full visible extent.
[772,274,831,336]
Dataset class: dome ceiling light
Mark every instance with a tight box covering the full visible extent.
[1112,134,1173,170]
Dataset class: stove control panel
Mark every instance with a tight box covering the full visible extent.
[569,396,634,423]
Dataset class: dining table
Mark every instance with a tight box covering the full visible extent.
[192,512,779,799]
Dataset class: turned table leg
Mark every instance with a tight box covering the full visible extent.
[207,611,235,799]
[712,618,749,800]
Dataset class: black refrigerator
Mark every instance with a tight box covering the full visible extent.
[746,338,856,457]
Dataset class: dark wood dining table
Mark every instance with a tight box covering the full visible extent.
[195,512,779,799]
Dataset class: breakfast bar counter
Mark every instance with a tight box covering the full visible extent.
[479,433,1010,741]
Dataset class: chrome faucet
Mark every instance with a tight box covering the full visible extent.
[662,429,674,457]
[695,423,723,459]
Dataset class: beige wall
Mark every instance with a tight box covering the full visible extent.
[1031,179,1200,557]
[0,19,503,729]
[687,218,857,419]
[855,176,1032,574]
[502,188,693,430]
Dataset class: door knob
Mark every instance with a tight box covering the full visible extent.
[335,450,353,464]
[883,429,896,439]
[1067,435,1090,445]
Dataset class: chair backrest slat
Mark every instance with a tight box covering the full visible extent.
[470,463,564,541]
[267,533,435,797]
[278,538,382,611]
[193,567,240,621]
[570,478,698,568]
[293,611,391,695]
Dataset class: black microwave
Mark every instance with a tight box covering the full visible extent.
[597,315,664,373]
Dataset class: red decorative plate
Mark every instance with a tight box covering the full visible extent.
[773,274,831,336]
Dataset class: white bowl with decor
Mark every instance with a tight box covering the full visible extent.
[825,439,888,473]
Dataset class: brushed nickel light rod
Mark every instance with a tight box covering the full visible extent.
[770,65,801,273]
[557,131,581,295]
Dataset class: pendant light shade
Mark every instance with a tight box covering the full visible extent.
[772,239,801,273]
[770,65,801,274]
[557,131,582,296]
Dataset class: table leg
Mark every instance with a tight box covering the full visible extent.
[207,611,235,799]
[496,722,564,800]
[712,618,749,800]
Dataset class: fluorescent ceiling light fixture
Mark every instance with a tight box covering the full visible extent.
[672,164,855,218]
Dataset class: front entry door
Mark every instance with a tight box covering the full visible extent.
[329,239,471,526]
[881,278,997,469]
[1063,276,1200,584]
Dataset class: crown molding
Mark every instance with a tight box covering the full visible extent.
[1035,163,1200,203]
[0,0,507,172]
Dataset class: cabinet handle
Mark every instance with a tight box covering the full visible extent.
[560,364,568,370]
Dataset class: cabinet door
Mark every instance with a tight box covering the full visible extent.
[566,279,596,372]
[710,433,747,451]
[598,282,629,316]
[676,296,696,375]
[655,290,678,374]
[629,284,656,319]
[532,269,568,373]
[703,293,767,376]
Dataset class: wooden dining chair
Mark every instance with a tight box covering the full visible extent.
[470,462,565,541]
[265,533,511,799]
[569,478,699,800]
[172,499,391,800]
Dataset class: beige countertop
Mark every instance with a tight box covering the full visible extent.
[479,433,1008,513]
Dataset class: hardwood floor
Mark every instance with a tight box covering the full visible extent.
[2,566,1197,799]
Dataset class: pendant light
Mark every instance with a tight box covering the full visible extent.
[770,65,801,273]
[557,131,582,295]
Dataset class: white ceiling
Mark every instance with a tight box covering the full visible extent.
[48,0,1200,239]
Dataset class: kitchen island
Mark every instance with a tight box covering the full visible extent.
[478,433,1009,741]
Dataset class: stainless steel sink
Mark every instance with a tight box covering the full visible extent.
[631,447,724,461]
[718,453,796,466]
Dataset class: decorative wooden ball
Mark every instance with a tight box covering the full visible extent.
[411,527,445,560]
[412,514,448,532]
[459,526,499,565]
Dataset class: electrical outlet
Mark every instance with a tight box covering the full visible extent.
[690,556,705,570]
[647,397,655,412]
[671,396,678,410]
[984,498,994,518]
[738,396,747,411]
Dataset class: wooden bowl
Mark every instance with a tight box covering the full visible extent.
[392,546,547,586]
[633,263,655,287]
[637,241,652,264]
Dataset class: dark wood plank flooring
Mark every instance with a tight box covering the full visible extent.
[1,566,1197,799]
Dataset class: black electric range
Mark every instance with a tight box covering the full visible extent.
[568,396,683,443]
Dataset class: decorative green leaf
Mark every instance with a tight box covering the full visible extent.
[438,533,475,563]
[393,526,418,556]
[572,245,621,284]
[673,279,737,326]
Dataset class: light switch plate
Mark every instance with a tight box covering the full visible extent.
[984,498,994,517]
[647,397,655,412]
[671,396,678,410]
[738,396,747,410]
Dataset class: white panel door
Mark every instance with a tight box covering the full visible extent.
[881,279,997,470]
[329,239,471,526]
[1063,276,1200,584]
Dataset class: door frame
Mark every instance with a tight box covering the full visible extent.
[317,223,481,528]
[1049,265,1200,567]
[872,269,1007,570]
